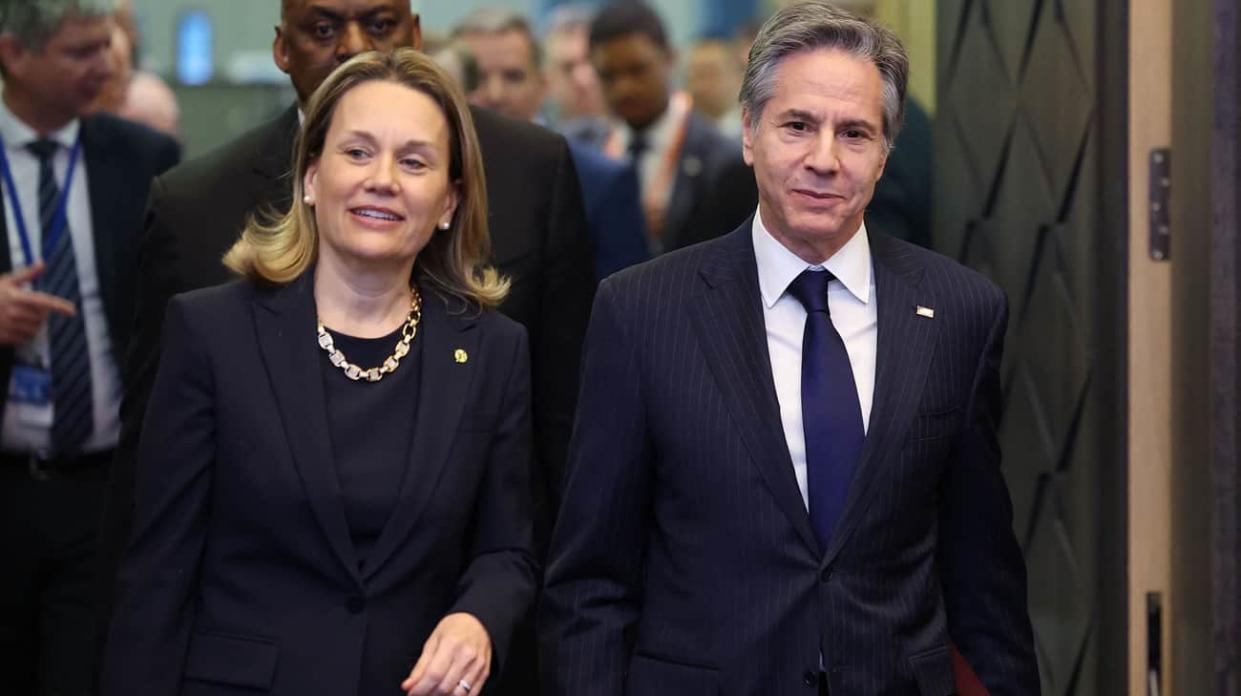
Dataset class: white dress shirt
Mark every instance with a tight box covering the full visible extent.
[752,210,878,509]
[0,99,122,455]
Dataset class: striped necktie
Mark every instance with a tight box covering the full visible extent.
[27,138,92,455]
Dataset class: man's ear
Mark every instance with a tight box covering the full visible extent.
[409,13,423,52]
[0,34,28,80]
[272,25,291,75]
[741,108,755,166]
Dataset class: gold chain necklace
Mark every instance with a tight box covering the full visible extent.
[316,285,422,382]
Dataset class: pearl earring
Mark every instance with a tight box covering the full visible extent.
[303,195,314,205]
[438,221,450,230]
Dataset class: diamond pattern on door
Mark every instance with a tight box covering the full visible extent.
[935,0,1104,693]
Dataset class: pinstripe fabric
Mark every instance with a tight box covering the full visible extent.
[27,139,92,454]
[540,221,1039,695]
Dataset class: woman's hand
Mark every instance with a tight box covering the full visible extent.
[402,612,492,695]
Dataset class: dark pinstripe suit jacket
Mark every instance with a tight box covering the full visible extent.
[539,220,1039,695]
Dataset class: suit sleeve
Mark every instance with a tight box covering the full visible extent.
[538,280,650,696]
[592,165,649,280]
[100,296,216,695]
[938,293,1041,695]
[448,326,539,675]
[96,175,184,648]
[531,139,595,519]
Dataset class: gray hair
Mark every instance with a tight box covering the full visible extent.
[453,8,541,69]
[543,4,594,38]
[0,0,115,51]
[740,1,908,149]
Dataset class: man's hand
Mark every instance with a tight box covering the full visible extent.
[402,612,492,696]
[0,263,75,346]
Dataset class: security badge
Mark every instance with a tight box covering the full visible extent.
[9,348,53,428]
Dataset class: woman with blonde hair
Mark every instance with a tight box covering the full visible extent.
[102,49,535,696]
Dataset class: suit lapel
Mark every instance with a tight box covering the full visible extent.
[253,274,361,583]
[363,286,480,582]
[80,117,122,347]
[663,116,708,248]
[822,232,938,567]
[691,224,820,555]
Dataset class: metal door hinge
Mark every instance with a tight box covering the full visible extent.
[1149,149,1172,261]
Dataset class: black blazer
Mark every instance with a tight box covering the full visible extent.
[101,276,537,696]
[0,113,179,420]
[539,222,1039,695]
[98,104,592,633]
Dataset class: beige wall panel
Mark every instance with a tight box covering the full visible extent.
[1128,0,1174,693]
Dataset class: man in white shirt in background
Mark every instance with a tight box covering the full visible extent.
[0,2,177,694]
[586,1,756,253]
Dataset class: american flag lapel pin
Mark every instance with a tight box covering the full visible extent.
[915,305,935,319]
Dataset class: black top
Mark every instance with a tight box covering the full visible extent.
[319,324,421,570]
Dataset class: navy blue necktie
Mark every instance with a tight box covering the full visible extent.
[626,131,649,185]
[787,269,865,552]
[27,139,93,455]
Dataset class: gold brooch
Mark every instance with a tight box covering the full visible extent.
[454,349,469,364]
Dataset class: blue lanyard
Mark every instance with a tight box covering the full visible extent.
[0,136,82,268]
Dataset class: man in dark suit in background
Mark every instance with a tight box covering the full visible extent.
[588,2,757,254]
[96,0,591,691]
[0,2,179,694]
[455,8,648,279]
[541,4,1039,695]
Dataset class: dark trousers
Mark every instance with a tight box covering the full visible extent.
[0,456,109,696]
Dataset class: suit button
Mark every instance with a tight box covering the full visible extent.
[346,595,365,614]
[803,670,818,687]
[820,567,832,583]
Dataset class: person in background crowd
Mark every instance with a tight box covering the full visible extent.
[0,1,178,694]
[424,32,481,94]
[541,3,1038,694]
[685,35,744,140]
[589,2,756,253]
[89,0,180,139]
[802,0,933,247]
[456,8,647,278]
[96,2,591,694]
[102,49,536,696]
[541,4,609,147]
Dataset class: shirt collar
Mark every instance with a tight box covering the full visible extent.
[0,95,80,152]
[617,91,688,154]
[752,207,873,309]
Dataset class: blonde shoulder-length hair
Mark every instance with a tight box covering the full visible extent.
[224,48,508,309]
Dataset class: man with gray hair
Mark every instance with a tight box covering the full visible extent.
[540,3,1038,694]
[0,1,178,694]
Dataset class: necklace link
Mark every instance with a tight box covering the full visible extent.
[317,284,422,382]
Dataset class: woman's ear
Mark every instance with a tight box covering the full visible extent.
[438,181,461,230]
[303,160,319,206]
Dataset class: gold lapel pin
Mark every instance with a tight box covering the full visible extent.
[916,305,935,319]
[454,349,469,364]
